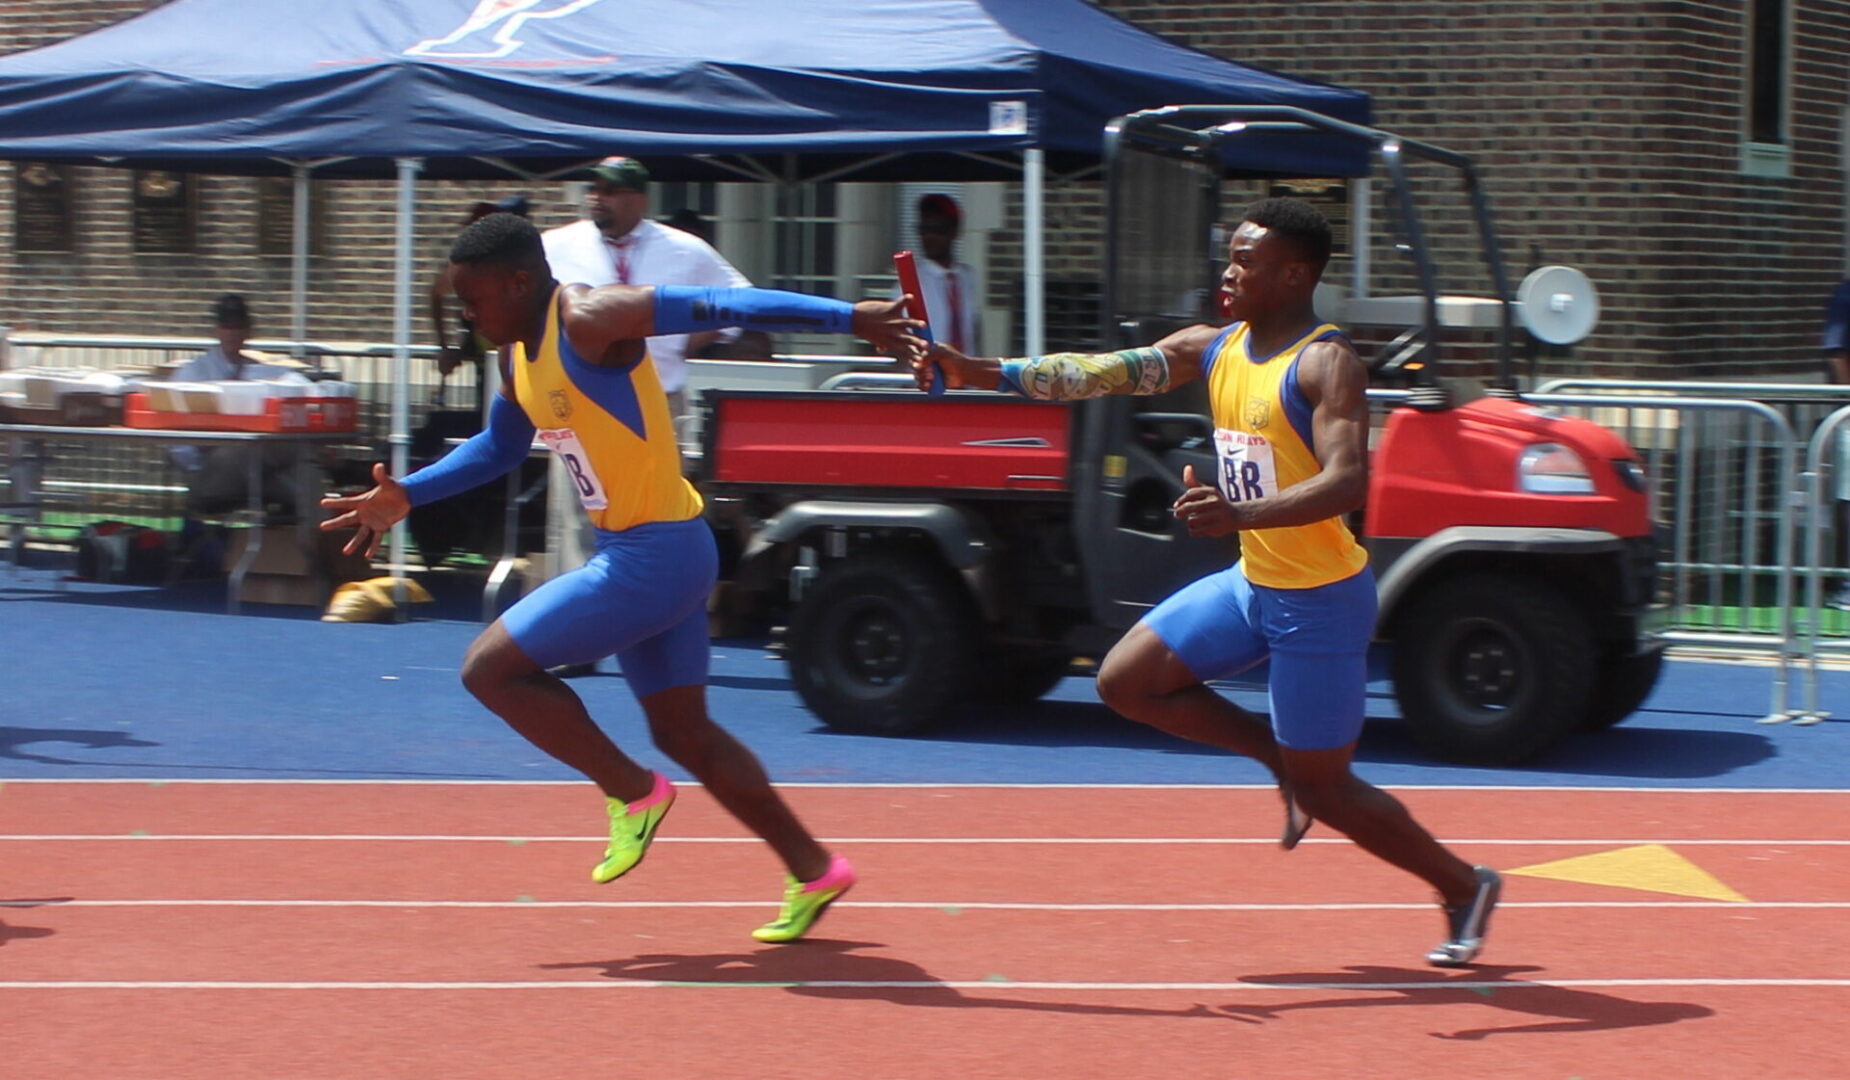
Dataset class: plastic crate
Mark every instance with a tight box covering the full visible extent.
[123,392,357,433]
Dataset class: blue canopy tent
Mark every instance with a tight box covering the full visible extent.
[0,0,1370,570]
[0,0,1369,180]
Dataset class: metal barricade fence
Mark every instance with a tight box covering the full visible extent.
[2,331,462,441]
[1368,386,1829,724]
[1797,403,1850,725]
[1,332,458,529]
[2,330,881,556]
[1532,379,1850,725]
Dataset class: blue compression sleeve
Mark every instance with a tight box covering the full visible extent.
[399,394,535,508]
[653,286,853,335]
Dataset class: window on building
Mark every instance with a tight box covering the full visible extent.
[771,183,839,298]
[1741,0,1792,177]
[655,181,718,217]
[1748,0,1788,145]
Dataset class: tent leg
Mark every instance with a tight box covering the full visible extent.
[292,164,311,362]
[1350,177,1371,299]
[1025,148,1045,356]
[390,156,423,618]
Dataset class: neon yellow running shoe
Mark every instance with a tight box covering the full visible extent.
[751,854,856,944]
[592,772,675,884]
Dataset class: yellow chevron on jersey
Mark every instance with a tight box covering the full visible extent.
[511,287,703,532]
[1203,321,1367,590]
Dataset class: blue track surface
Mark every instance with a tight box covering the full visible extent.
[3,568,1845,787]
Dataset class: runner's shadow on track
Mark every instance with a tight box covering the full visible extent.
[0,575,327,620]
[1352,720,1777,779]
[0,919,57,946]
[915,698,1231,757]
[1214,964,1713,1039]
[706,672,795,693]
[543,940,1244,1022]
[0,898,68,948]
[0,725,159,765]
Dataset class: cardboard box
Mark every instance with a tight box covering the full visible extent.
[0,369,125,425]
[235,572,329,607]
[145,381,224,413]
[223,526,374,607]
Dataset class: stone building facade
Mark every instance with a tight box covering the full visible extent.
[3,1,1846,379]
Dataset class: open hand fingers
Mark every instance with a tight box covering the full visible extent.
[908,351,936,391]
[342,524,379,558]
[319,508,360,532]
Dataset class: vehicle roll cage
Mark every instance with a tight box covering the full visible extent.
[1103,105,1521,403]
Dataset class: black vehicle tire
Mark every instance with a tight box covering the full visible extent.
[1390,572,1596,765]
[1582,648,1665,731]
[786,554,978,736]
[973,648,1075,706]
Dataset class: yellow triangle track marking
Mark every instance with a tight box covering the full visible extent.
[1507,844,1750,902]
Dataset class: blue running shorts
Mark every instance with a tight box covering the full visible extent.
[502,517,716,699]
[1143,564,1377,751]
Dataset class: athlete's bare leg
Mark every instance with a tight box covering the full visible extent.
[1280,744,1478,906]
[1098,622,1477,905]
[1097,622,1285,775]
[460,621,655,802]
[640,683,831,883]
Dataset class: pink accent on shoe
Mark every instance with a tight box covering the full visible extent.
[629,772,674,812]
[801,854,856,894]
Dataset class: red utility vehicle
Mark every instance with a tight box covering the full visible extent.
[697,108,1662,765]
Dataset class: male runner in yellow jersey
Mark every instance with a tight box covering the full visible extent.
[321,213,923,943]
[913,198,1500,967]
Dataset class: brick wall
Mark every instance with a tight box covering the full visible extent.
[1083,0,1850,378]
[0,0,548,343]
[4,1,1848,380]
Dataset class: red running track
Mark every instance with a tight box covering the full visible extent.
[3,781,1846,1079]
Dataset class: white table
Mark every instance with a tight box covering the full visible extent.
[2,422,348,613]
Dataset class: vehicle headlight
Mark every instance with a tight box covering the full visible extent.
[1517,442,1596,494]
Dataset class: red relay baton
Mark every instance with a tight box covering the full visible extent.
[893,250,945,396]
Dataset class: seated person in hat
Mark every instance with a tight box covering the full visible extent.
[541,156,752,431]
[170,294,327,520]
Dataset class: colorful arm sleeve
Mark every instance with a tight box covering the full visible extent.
[996,346,1171,400]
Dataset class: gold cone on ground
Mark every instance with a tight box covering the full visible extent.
[1506,843,1750,902]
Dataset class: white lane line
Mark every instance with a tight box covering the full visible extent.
[5,899,1845,911]
[1,978,1846,991]
[3,779,1847,793]
[2,834,1846,845]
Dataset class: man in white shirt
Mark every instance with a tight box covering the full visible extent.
[539,159,750,676]
[541,156,750,427]
[902,193,980,355]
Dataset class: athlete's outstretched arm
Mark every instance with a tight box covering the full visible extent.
[1171,339,1370,537]
[911,323,1221,397]
[559,284,925,363]
[318,391,536,557]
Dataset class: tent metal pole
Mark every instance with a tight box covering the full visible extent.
[291,163,310,362]
[1351,177,1371,299]
[1024,148,1046,355]
[390,156,423,616]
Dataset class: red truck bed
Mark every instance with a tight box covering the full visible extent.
[703,391,1071,492]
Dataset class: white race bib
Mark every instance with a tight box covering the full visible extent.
[1213,428,1277,504]
[538,428,609,511]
